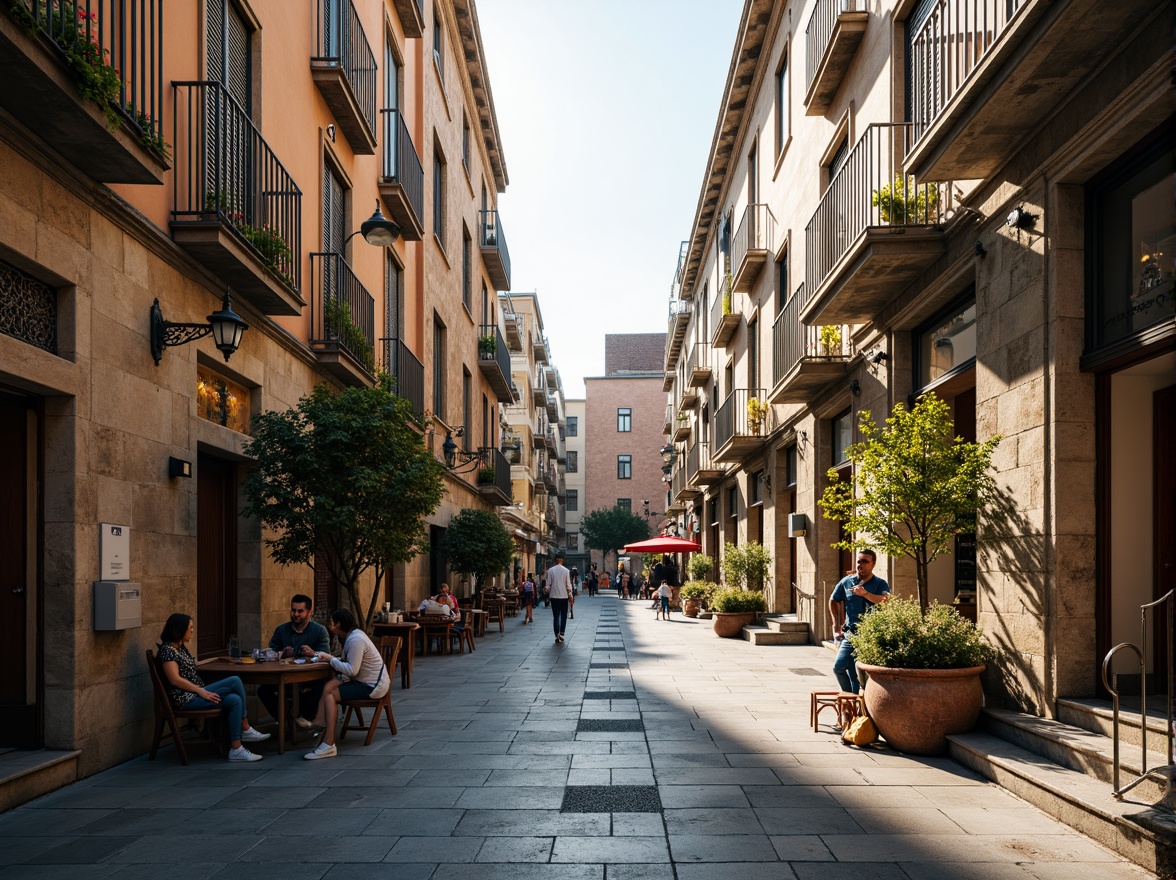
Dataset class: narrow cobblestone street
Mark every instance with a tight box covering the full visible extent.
[0,594,1149,879]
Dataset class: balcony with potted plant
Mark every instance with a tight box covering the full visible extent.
[713,388,770,463]
[475,447,512,505]
[477,323,513,402]
[309,252,375,387]
[1,0,169,184]
[171,81,304,316]
[378,107,424,240]
[802,0,868,115]
[665,296,692,369]
[711,273,741,349]
[802,123,954,327]
[770,282,853,403]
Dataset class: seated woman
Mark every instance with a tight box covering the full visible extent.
[157,613,269,763]
[304,607,390,760]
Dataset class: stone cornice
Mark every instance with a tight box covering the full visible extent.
[452,0,509,192]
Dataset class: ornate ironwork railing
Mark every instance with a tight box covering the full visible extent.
[173,81,302,290]
[313,0,377,138]
[0,259,57,354]
[11,0,166,156]
[310,253,375,373]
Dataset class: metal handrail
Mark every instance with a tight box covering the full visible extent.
[732,203,777,276]
[380,108,424,224]
[1101,588,1174,805]
[805,0,864,89]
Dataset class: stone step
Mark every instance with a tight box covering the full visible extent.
[1058,696,1172,750]
[762,616,808,634]
[0,748,80,813]
[948,731,1175,877]
[982,707,1170,803]
[742,625,809,646]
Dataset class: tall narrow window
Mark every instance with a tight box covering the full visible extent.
[827,136,849,184]
[748,316,759,391]
[384,37,399,111]
[775,52,788,155]
[433,317,446,417]
[566,490,579,512]
[461,227,471,311]
[207,0,251,113]
[566,416,578,437]
[832,409,852,465]
[617,407,632,432]
[461,111,470,170]
[567,451,578,473]
[433,145,445,243]
[385,254,402,366]
[776,252,788,313]
[462,369,471,451]
[323,164,346,254]
[432,7,444,78]
[617,455,632,480]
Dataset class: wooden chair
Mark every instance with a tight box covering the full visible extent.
[450,619,475,654]
[485,599,505,633]
[340,637,400,745]
[146,649,224,765]
[810,690,842,732]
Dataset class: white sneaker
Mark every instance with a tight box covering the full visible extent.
[304,742,337,761]
[228,746,263,763]
[295,717,315,730]
[240,727,270,743]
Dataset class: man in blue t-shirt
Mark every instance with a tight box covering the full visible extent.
[258,594,331,728]
[828,549,890,694]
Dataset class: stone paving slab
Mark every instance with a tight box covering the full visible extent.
[0,595,1150,878]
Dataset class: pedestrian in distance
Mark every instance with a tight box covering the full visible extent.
[655,581,673,620]
[521,572,535,624]
[569,567,579,619]
[545,553,572,643]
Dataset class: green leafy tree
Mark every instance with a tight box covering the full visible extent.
[581,505,651,572]
[242,378,445,630]
[819,392,1001,609]
[441,508,514,592]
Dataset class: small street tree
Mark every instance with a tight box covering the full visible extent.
[819,392,1001,609]
[581,504,651,572]
[441,508,514,592]
[242,378,445,630]
[720,541,773,592]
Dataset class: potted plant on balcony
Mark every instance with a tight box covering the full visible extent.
[819,325,842,356]
[871,174,940,225]
[478,334,497,359]
[746,397,769,435]
[721,273,734,315]
[476,465,496,485]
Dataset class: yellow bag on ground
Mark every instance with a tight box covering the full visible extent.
[841,712,877,746]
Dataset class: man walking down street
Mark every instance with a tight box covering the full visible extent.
[545,553,572,643]
[828,549,890,694]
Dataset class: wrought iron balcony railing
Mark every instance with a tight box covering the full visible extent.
[732,203,777,291]
[476,446,512,500]
[380,336,424,419]
[479,209,511,290]
[379,108,424,236]
[909,0,1028,147]
[310,253,375,374]
[805,0,865,88]
[805,122,953,297]
[172,81,302,291]
[10,0,166,159]
[715,388,769,451]
[773,284,852,384]
[312,0,377,143]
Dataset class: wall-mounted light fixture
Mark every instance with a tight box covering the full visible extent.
[850,379,861,396]
[326,123,336,142]
[974,240,987,258]
[151,290,248,365]
[441,426,481,472]
[659,443,678,480]
[1006,205,1037,231]
[346,201,401,247]
[868,348,889,365]
[168,457,192,479]
[759,470,772,493]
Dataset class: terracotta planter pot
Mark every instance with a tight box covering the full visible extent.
[858,663,986,755]
[682,599,700,618]
[711,611,757,638]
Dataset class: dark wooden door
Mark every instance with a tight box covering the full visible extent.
[788,487,797,613]
[197,453,237,657]
[0,396,37,746]
[1154,385,1175,693]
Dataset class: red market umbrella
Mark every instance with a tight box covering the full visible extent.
[622,536,702,554]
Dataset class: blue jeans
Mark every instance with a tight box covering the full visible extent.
[550,598,569,636]
[833,639,860,693]
[187,676,248,742]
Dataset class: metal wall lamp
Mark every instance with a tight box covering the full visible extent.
[151,290,248,365]
[346,201,401,247]
[442,427,481,472]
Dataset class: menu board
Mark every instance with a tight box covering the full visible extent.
[955,533,977,600]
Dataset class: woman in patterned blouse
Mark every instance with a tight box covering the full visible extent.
[157,613,270,762]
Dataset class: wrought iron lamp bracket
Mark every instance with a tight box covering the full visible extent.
[151,299,212,364]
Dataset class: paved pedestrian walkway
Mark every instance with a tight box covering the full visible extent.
[0,594,1149,879]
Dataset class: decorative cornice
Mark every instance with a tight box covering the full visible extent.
[451,0,509,192]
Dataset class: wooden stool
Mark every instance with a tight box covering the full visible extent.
[836,693,866,728]
[810,691,842,732]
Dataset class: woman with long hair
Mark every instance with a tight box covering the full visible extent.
[521,572,535,624]
[157,613,269,762]
[303,607,390,760]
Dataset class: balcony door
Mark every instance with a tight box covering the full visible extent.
[206,0,253,215]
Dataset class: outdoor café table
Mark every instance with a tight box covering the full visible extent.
[197,656,334,755]
[465,608,488,638]
[371,621,419,688]
[405,613,457,655]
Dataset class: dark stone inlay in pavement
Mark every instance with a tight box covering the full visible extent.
[588,662,629,669]
[582,691,637,700]
[577,718,644,732]
[561,785,661,813]
[788,668,827,676]
[592,646,625,651]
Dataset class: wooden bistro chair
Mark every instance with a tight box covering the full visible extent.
[450,618,476,654]
[146,649,224,765]
[484,598,505,633]
[340,637,400,746]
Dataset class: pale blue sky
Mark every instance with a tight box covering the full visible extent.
[478,0,745,398]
